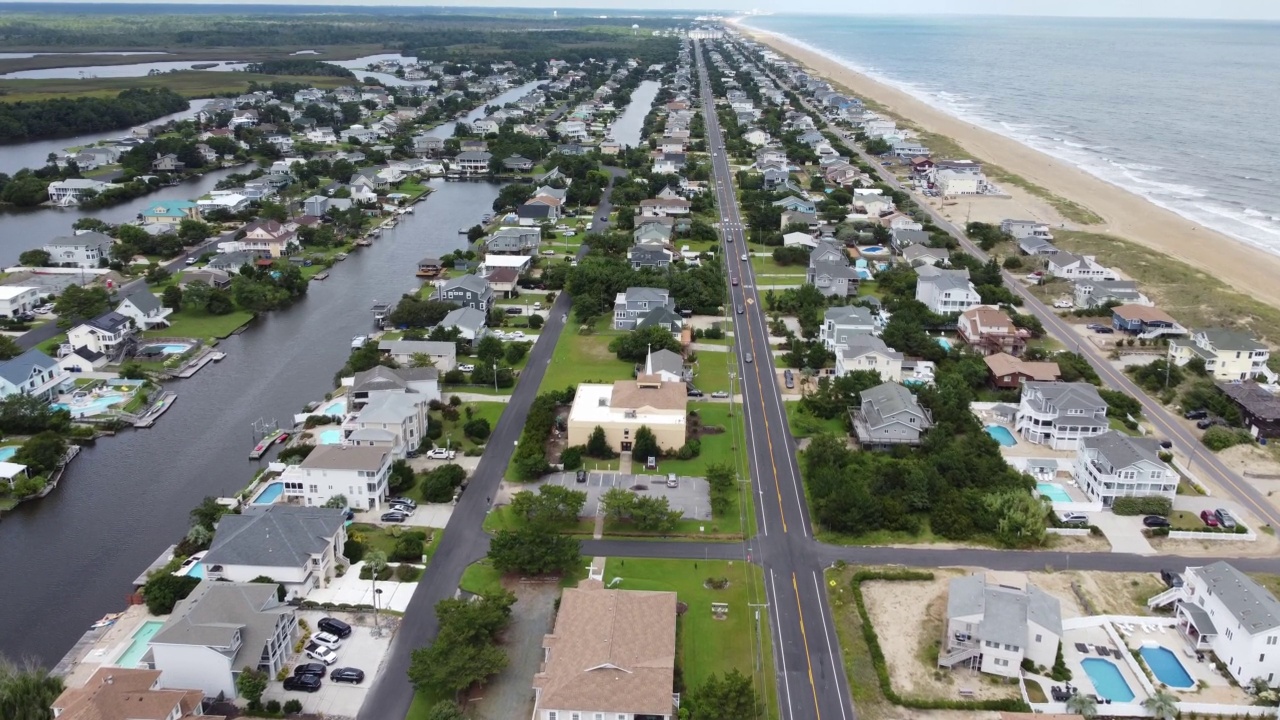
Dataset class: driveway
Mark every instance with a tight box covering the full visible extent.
[1173,494,1251,529]
[1089,512,1156,555]
[507,471,713,521]
[305,561,420,613]
[263,610,399,720]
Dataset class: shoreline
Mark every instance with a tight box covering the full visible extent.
[730,19,1280,320]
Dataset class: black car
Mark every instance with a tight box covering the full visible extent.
[294,662,326,678]
[1184,409,1208,420]
[1143,515,1171,528]
[1196,417,1218,430]
[575,469,587,483]
[330,667,366,684]
[318,617,352,638]
[1094,326,1115,334]
[283,675,322,692]
[381,511,407,522]
[505,307,522,315]
[1161,569,1184,588]
[686,387,704,397]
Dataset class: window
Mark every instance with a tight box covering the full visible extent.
[1268,636,1278,646]
[571,714,581,720]
[548,713,557,720]
[1035,634,1042,643]
[309,485,318,493]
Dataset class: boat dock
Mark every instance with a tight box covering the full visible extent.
[133,391,178,428]
[249,428,286,459]
[313,271,330,281]
[171,350,225,379]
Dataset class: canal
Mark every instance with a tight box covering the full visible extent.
[0,178,503,665]
[610,79,661,148]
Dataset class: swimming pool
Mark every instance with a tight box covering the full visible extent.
[1081,658,1135,702]
[114,620,164,668]
[0,446,15,462]
[321,398,347,417]
[139,343,190,356]
[860,245,889,255]
[936,337,953,351]
[251,482,284,505]
[52,392,127,418]
[985,425,1017,447]
[317,428,343,445]
[187,562,205,579]
[1037,482,1073,503]
[1139,645,1194,688]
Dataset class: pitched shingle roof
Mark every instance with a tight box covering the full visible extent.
[202,505,346,569]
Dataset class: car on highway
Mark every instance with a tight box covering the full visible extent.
[283,675,322,692]
[741,253,748,261]
[1215,508,1237,529]
[744,353,753,364]
[330,667,366,684]
[380,511,407,523]
[1199,510,1220,527]
[185,257,198,265]
[1142,515,1170,528]
[736,304,744,314]
[1184,409,1208,420]
[711,391,729,398]
[426,448,456,460]
[731,277,738,286]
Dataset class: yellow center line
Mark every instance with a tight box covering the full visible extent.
[792,572,822,719]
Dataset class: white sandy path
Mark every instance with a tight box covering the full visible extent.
[733,21,1280,312]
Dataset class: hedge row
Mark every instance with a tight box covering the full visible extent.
[848,570,1031,713]
[1111,496,1173,516]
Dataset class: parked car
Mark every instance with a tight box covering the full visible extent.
[1053,299,1073,309]
[426,447,456,460]
[563,230,576,237]
[389,503,415,515]
[304,644,337,665]
[1142,515,1170,528]
[533,302,542,310]
[1215,508,1237,529]
[185,257,198,266]
[283,675,323,692]
[1094,326,1114,334]
[511,331,525,339]
[1025,272,1043,281]
[1184,409,1209,420]
[381,511,407,523]
[666,473,679,488]
[686,387,704,397]
[1160,569,1184,588]
[458,364,476,372]
[505,307,522,315]
[405,448,419,459]
[1199,510,1220,527]
[1196,417,1220,430]
[33,305,52,314]
[294,663,326,678]
[784,369,795,389]
[1060,512,1089,525]
[1086,324,1103,331]
[711,390,729,399]
[318,617,352,638]
[575,469,587,483]
[387,498,416,510]
[329,667,366,684]
[311,631,343,650]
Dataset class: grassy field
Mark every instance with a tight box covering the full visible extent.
[654,401,736,478]
[689,349,731,394]
[751,256,808,276]
[1054,229,1280,343]
[431,401,506,453]
[538,320,634,392]
[0,71,352,102]
[823,565,896,720]
[603,558,777,718]
[347,523,438,560]
[145,308,254,341]
[785,401,847,438]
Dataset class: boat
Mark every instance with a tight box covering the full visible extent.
[406,206,415,214]
[334,252,348,261]
[458,227,469,234]
[249,429,285,459]
[352,335,368,348]
[355,238,372,247]
[372,302,392,328]
[275,432,290,445]
[313,271,329,281]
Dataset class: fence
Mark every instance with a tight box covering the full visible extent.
[1168,528,1256,542]
[1047,527,1091,536]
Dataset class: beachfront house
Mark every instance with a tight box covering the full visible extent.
[940,571,1062,678]
[44,232,114,269]
[1014,381,1109,450]
[915,267,982,315]
[1000,219,1053,242]
[1168,328,1270,381]
[957,306,1029,357]
[278,444,393,511]
[1216,380,1280,440]
[1073,279,1148,309]
[1046,252,1117,281]
[851,382,933,450]
[567,377,688,455]
[983,353,1061,390]
[200,505,348,600]
[149,581,298,698]
[1073,431,1178,507]
[1151,561,1280,686]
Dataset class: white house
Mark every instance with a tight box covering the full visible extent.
[200,505,348,600]
[346,391,430,457]
[935,169,984,196]
[278,444,393,511]
[1074,431,1178,508]
[1014,381,1109,451]
[820,306,878,351]
[115,290,172,330]
[1046,252,1118,281]
[47,179,111,206]
[376,340,456,372]
[0,286,40,318]
[941,571,1062,678]
[44,232,113,269]
[915,267,982,314]
[0,348,67,401]
[835,335,903,382]
[66,312,135,361]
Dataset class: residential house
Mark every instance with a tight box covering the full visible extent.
[630,243,674,271]
[652,153,686,174]
[141,200,199,225]
[1073,279,1148,309]
[348,366,441,410]
[781,210,819,231]
[635,306,684,336]
[47,179,112,206]
[935,169,986,196]
[633,222,675,247]
[0,348,67,401]
[1217,381,1280,440]
[983,353,1061,390]
[1000,219,1053,242]
[486,227,541,255]
[639,197,692,216]
[957,306,1028,357]
[1075,431,1178,507]
[303,195,329,217]
[851,382,934,449]
[517,203,557,225]
[835,335,903,382]
[412,135,445,155]
[820,306,877,351]
[613,287,674,330]
[1111,304,1184,338]
[435,274,494,312]
[201,506,348,599]
[532,581,678,720]
[115,290,172,330]
[347,391,431,457]
[743,128,769,146]
[438,307,488,341]
[808,261,859,298]
[502,155,534,172]
[206,251,259,274]
[44,233,113,269]
[0,286,39,318]
[915,267,982,315]
[1014,381,1109,450]
[890,228,930,252]
[567,377,688,453]
[179,268,232,290]
[1018,236,1059,256]
[1169,328,1270,381]
[940,572,1062,678]
[66,312,135,362]
[783,231,818,249]
[454,151,493,175]
[761,166,789,189]
[198,193,250,215]
[279,444,393,510]
[375,341,455,372]
[152,154,185,172]
[485,267,521,297]
[51,668,213,720]
[149,581,297,698]
[773,195,817,214]
[306,127,338,144]
[238,219,297,258]
[902,245,950,267]
[1046,252,1117,281]
[642,349,688,384]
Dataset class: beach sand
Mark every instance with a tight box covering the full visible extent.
[732,21,1280,312]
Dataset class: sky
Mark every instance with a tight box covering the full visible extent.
[19,0,1280,18]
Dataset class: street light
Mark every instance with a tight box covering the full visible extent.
[372,587,383,637]
[493,363,499,392]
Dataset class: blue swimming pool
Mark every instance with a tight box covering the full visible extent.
[322,398,346,416]
[0,446,15,462]
[1139,645,1194,688]
[114,620,164,668]
[140,343,190,355]
[985,425,1017,447]
[1082,658,1135,702]
[1037,482,1073,503]
[187,562,205,579]
[251,482,283,505]
[317,428,343,445]
[52,392,128,417]
[936,337,953,351]
[861,245,889,255]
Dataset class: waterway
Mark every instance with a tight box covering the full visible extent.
[0,61,246,80]
[428,79,545,139]
[610,79,660,148]
[0,178,503,665]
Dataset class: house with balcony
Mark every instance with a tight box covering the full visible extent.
[141,200,200,226]
[1149,561,1280,687]
[1073,279,1149,309]
[1014,381,1109,450]
[238,220,297,259]
[278,444,393,511]
[1046,252,1118,281]
[44,232,113,268]
[957,306,1029,357]
[454,151,493,175]
[67,312,135,362]
[346,390,431,457]
[434,274,494,312]
[149,581,297,698]
[851,382,933,450]
[915,266,982,315]
[983,353,1061,390]
[48,179,112,206]
[0,286,39,319]
[1169,328,1271,381]
[0,348,68,401]
[1074,431,1177,507]
[613,287,674,331]
[835,335,903,382]
[486,227,541,255]
[200,506,348,600]
[115,290,172,330]
[1000,219,1053,242]
[808,261,859,298]
[1111,304,1185,339]
[52,667,211,720]
[820,306,877,351]
[940,571,1062,678]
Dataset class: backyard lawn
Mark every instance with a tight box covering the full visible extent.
[347,523,438,560]
[785,401,848,438]
[431,401,506,453]
[653,401,737,478]
[603,558,777,716]
[751,256,808,276]
[147,308,254,341]
[689,349,731,394]
[539,320,633,392]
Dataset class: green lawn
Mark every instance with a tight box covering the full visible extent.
[689,349,732,394]
[785,401,848,438]
[348,523,438,558]
[431,401,506,453]
[653,402,736,478]
[603,558,777,716]
[440,384,512,397]
[539,321,634,392]
[459,559,505,596]
[751,256,808,276]
[147,308,253,341]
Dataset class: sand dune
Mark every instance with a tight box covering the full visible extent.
[732,21,1280,311]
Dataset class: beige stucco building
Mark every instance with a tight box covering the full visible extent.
[567,376,688,454]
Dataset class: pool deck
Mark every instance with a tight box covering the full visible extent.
[51,603,160,684]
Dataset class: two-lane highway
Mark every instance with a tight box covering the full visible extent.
[695,41,855,720]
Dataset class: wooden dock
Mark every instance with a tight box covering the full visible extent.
[313,271,330,281]
[249,429,286,459]
[133,391,178,428]
[173,350,225,379]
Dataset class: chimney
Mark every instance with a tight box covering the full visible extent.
[106,676,114,684]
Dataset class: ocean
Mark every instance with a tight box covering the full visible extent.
[740,14,1280,256]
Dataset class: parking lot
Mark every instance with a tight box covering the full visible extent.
[261,610,398,719]
[530,471,713,520]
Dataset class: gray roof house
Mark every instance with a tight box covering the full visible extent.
[941,572,1062,677]
[351,365,442,405]
[148,581,298,699]
[44,232,114,269]
[635,305,684,336]
[200,505,348,600]
[115,289,172,331]
[1015,381,1109,450]
[808,261,859,298]
[772,195,816,214]
[376,340,457,372]
[1161,561,1280,685]
[902,244,950,267]
[890,228,930,251]
[0,348,66,402]
[629,243,673,271]
[820,305,877,351]
[439,306,488,341]
[486,226,541,255]
[1075,431,1178,507]
[851,382,933,449]
[643,348,688,383]
[434,274,494,312]
[1073,279,1146,309]
[612,287,675,331]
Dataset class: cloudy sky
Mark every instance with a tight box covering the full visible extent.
[24,0,1280,17]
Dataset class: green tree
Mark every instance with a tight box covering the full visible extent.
[407,591,515,695]
[630,495,682,532]
[322,494,348,509]
[684,669,759,720]
[161,284,183,311]
[205,288,234,315]
[53,285,111,326]
[1065,692,1098,719]
[0,336,21,360]
[983,490,1048,548]
[1141,689,1179,720]
[14,432,67,475]
[0,393,69,435]
[389,459,416,493]
[419,463,465,501]
[705,463,735,495]
[508,485,587,529]
[488,527,581,575]
[422,701,467,720]
[463,418,491,441]
[631,425,660,463]
[17,249,50,267]
[586,425,614,458]
[235,667,269,707]
[609,325,683,362]
[409,352,436,369]
[600,487,637,521]
[189,495,230,531]
[0,658,63,720]
[177,218,212,244]
[142,573,200,615]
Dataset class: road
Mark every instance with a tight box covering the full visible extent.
[695,41,855,720]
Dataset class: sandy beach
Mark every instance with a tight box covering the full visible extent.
[731,20,1280,313]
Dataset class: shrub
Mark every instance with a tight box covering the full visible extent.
[463,418,491,441]
[1111,496,1173,517]
[1202,425,1254,452]
[391,534,424,562]
[358,564,394,581]
[528,314,544,329]
[283,700,303,714]
[265,700,281,714]
[677,439,701,460]
[343,539,366,563]
[561,445,584,470]
[396,564,422,581]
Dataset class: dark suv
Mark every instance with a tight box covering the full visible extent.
[1184,409,1208,420]
[318,617,352,638]
[330,667,366,684]
[283,675,322,692]
[293,663,326,678]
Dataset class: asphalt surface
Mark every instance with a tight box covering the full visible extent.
[695,42,855,720]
